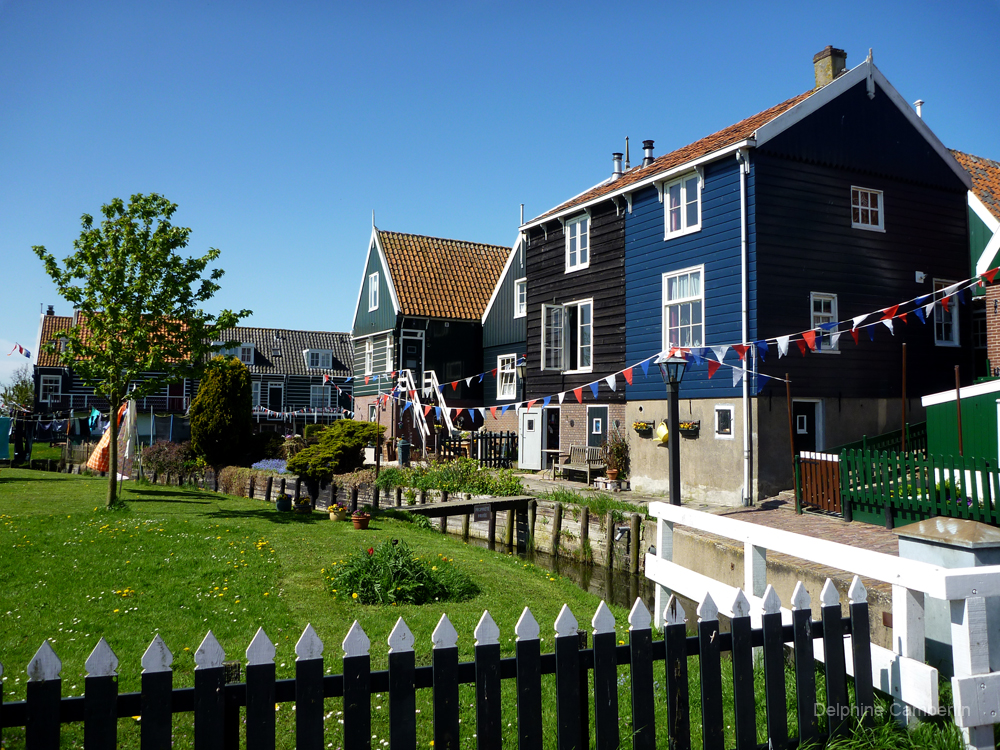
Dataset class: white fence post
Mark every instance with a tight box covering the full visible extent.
[744,541,766,599]
[891,584,925,725]
[653,518,674,630]
[950,596,997,750]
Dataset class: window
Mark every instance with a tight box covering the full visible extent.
[514,279,527,318]
[851,187,884,231]
[368,272,379,311]
[307,350,333,369]
[310,385,331,408]
[239,345,254,365]
[40,375,61,403]
[715,405,734,439]
[662,267,704,350]
[591,417,602,435]
[564,215,589,272]
[934,279,959,346]
[664,173,701,238]
[810,293,839,352]
[497,355,516,400]
[364,339,374,375]
[368,404,377,422]
[541,299,592,372]
[252,381,261,407]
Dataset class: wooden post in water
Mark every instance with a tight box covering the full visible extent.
[505,510,515,548]
[955,365,964,457]
[604,511,615,568]
[552,503,563,552]
[901,343,907,454]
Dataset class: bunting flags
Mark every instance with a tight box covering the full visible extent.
[451,381,459,391]
[640,359,650,378]
[777,336,789,358]
[710,345,729,362]
[622,367,633,385]
[851,329,859,345]
[557,392,565,404]
[882,318,894,335]
[605,374,617,392]
[465,377,473,388]
[732,367,744,387]
[756,374,771,393]
[364,376,370,385]
[707,360,721,379]
[490,406,498,420]
[732,344,749,361]
[526,400,537,410]
[573,388,583,403]
[756,340,769,362]
[801,330,816,351]
[795,339,807,356]
[542,396,551,407]
[881,304,899,320]
[985,268,999,284]
[589,382,599,399]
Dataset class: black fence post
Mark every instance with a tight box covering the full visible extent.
[591,603,620,750]
[662,596,690,750]
[791,583,819,746]
[760,587,788,750]
[25,641,62,750]
[343,622,372,750]
[848,577,875,727]
[432,615,460,750]
[194,632,226,749]
[628,601,655,750]
[474,612,502,750]
[295,625,325,749]
[388,619,417,750]
[820,580,849,739]
[696,594,724,750]
[553,606,581,750]
[141,635,174,750]
[264,476,273,503]
[729,592,756,750]
[350,487,359,513]
[514,608,543,750]
[245,628,276,750]
[84,638,119,750]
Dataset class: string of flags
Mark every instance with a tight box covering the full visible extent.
[351,267,997,422]
[252,405,354,419]
[6,343,31,359]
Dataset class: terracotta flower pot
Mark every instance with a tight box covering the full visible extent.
[352,515,371,530]
[607,469,619,481]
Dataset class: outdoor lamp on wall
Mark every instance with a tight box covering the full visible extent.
[655,351,688,506]
[516,356,527,401]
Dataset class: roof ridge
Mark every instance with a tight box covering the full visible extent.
[950,148,1000,168]
[378,228,508,251]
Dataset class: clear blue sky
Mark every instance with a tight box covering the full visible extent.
[2,0,998,385]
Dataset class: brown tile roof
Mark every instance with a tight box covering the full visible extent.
[951,149,1000,223]
[378,230,508,320]
[528,90,815,224]
[36,315,73,367]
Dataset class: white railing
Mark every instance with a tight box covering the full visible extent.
[645,501,1000,750]
[422,370,455,434]
[397,369,431,453]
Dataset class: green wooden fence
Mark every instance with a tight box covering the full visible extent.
[840,449,1000,529]
[829,421,928,456]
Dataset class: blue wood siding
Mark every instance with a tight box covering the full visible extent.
[483,246,527,349]
[352,245,396,337]
[624,157,752,400]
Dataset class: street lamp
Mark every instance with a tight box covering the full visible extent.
[515,356,527,402]
[656,352,688,506]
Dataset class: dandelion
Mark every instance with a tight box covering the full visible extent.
[352,593,358,599]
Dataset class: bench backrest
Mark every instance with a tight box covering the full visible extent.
[568,445,605,465]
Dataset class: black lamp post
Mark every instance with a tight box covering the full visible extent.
[515,356,527,402]
[656,352,688,506]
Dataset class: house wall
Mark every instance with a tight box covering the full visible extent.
[482,245,526,350]
[988,285,1000,376]
[351,333,394,398]
[411,318,484,406]
[352,245,396,337]
[483,343,523,409]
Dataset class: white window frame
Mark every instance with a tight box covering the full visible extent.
[40,375,61,403]
[368,272,379,311]
[933,278,960,347]
[364,339,374,375]
[564,215,590,273]
[368,404,377,422]
[851,186,884,232]
[540,299,593,373]
[663,172,702,239]
[307,350,333,369]
[715,404,735,440]
[239,344,254,365]
[497,354,517,401]
[514,278,527,318]
[810,292,839,353]
[662,266,705,351]
[251,381,261,407]
[310,385,331,408]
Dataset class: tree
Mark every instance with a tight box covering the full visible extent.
[0,364,34,410]
[34,193,250,507]
[189,356,253,468]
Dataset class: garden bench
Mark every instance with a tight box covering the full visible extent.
[559,445,605,484]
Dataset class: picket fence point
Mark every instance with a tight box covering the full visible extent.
[848,575,868,604]
[591,600,616,635]
[628,598,651,631]
[296,624,324,661]
[432,614,458,650]
[762,584,782,615]
[515,607,539,641]
[194,631,225,670]
[731,588,751,619]
[554,604,578,637]
[388,617,414,653]
[664,595,686,625]
[141,634,173,673]
[791,581,811,611]
[343,621,370,657]
[820,578,840,607]
[696,592,719,622]
[27,640,61,682]
[85,637,119,678]
[246,627,276,665]
[474,610,500,647]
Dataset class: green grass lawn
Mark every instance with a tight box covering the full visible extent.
[0,469,968,750]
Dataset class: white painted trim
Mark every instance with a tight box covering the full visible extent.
[496,353,517,401]
[714,404,735,440]
[563,214,591,273]
[661,265,705,352]
[368,271,379,312]
[850,186,885,232]
[513,278,527,319]
[480,236,523,324]
[662,171,703,241]
[921,377,1000,407]
[970,193,1000,235]
[973,195,1000,275]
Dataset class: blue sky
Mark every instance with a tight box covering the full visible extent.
[2,0,998,385]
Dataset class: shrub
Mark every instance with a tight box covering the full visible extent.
[327,540,478,605]
[281,435,307,460]
[217,466,255,497]
[141,441,194,479]
[373,458,523,496]
[303,424,328,442]
[189,357,253,468]
[287,421,384,482]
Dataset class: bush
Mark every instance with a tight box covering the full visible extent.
[372,458,523,496]
[217,466,255,497]
[141,441,194,478]
[327,540,479,605]
[303,424,328,442]
[287,421,384,482]
[189,357,253,468]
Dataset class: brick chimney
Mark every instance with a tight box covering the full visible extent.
[813,46,847,89]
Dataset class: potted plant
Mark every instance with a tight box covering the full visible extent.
[275,493,293,512]
[352,509,371,530]
[602,426,629,482]
[329,502,348,521]
[632,420,653,436]
[293,498,312,514]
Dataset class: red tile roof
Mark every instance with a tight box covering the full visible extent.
[528,90,815,224]
[378,230,508,320]
[36,315,73,367]
[951,150,1000,223]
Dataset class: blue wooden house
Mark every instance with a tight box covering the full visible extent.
[521,47,973,502]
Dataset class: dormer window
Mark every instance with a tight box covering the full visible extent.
[306,350,333,369]
[213,342,253,363]
[239,345,254,365]
[368,272,379,311]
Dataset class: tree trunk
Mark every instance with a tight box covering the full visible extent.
[107,398,121,508]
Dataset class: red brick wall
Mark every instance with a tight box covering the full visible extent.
[987,285,1000,377]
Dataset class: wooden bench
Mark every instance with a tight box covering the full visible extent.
[559,445,606,484]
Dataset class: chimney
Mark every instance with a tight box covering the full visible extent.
[642,140,655,167]
[72,308,81,326]
[914,99,924,118]
[46,305,55,316]
[813,46,847,89]
[612,152,623,180]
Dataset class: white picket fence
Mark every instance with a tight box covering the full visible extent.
[645,501,1000,750]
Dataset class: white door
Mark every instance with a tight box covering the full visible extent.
[518,407,543,470]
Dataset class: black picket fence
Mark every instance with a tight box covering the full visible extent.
[438,432,518,469]
[0,578,875,750]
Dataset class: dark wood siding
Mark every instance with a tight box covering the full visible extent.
[754,151,971,398]
[416,318,483,406]
[525,201,626,402]
[352,333,394,397]
[352,243,397,337]
[482,244,527,349]
[482,344,522,408]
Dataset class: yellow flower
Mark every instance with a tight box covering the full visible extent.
[113,609,119,613]
[432,566,438,571]
[352,592,358,599]
[264,592,269,597]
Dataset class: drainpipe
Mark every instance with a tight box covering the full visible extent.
[737,149,752,506]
